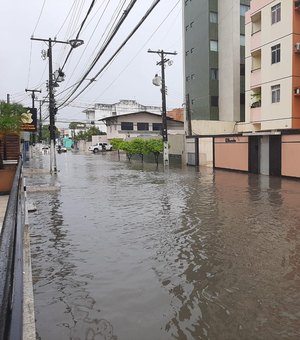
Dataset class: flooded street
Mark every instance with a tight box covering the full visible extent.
[28,151,300,340]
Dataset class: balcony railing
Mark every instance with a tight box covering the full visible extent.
[0,157,24,340]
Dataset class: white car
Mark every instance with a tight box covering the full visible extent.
[88,142,113,152]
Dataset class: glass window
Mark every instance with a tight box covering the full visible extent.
[271,44,281,64]
[240,5,250,17]
[137,123,149,131]
[210,40,218,52]
[271,3,281,24]
[121,122,133,130]
[271,85,280,103]
[152,123,162,131]
[240,4,250,16]
[210,68,218,80]
[210,12,218,23]
[240,35,245,46]
[211,96,219,107]
[240,64,245,76]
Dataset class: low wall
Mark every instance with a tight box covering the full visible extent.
[214,136,248,171]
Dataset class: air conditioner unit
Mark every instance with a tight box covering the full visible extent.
[295,42,300,51]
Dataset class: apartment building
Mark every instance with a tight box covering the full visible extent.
[184,0,250,124]
[213,0,300,178]
[183,0,250,165]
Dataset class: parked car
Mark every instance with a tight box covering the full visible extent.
[56,145,67,153]
[88,142,113,153]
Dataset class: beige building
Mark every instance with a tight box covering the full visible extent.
[100,111,184,140]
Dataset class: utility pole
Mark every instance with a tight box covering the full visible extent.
[31,37,83,174]
[148,49,177,167]
[6,94,10,104]
[25,88,41,145]
[35,99,43,142]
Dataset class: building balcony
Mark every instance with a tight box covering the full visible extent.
[251,30,261,51]
[250,67,261,87]
[250,106,261,123]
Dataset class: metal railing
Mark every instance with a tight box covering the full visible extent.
[0,157,24,340]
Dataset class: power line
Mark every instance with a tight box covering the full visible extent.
[60,0,97,71]
[32,0,47,35]
[91,0,181,102]
[57,0,139,108]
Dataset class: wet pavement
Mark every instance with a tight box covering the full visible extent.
[27,151,300,340]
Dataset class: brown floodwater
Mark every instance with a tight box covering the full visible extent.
[28,151,300,340]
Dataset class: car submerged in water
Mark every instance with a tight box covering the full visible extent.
[88,142,113,153]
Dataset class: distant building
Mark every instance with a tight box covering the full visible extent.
[100,111,184,140]
[83,99,162,132]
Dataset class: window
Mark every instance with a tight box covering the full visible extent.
[271,3,281,24]
[210,68,218,80]
[240,64,245,76]
[271,85,280,103]
[240,93,245,105]
[153,123,162,131]
[121,122,133,130]
[271,44,281,64]
[240,35,245,46]
[210,40,218,52]
[210,12,218,23]
[137,123,149,131]
[240,4,250,16]
[211,96,219,107]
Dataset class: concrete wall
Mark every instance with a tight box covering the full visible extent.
[219,0,241,122]
[214,136,249,171]
[282,134,300,178]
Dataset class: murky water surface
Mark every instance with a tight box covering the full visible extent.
[28,152,300,340]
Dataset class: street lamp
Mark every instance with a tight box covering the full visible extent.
[31,37,84,174]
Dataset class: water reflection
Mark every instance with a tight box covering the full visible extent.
[30,189,117,339]
[29,153,300,340]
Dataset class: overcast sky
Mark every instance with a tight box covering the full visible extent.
[0,0,183,124]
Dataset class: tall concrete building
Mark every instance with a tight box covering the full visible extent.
[184,0,250,126]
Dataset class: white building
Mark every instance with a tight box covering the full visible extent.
[83,99,162,133]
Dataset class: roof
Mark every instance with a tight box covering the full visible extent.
[99,111,184,124]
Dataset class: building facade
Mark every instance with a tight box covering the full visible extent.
[184,0,250,125]
[212,0,300,178]
[100,111,184,140]
[83,99,162,132]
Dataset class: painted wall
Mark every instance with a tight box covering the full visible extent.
[281,134,300,178]
[218,0,241,122]
[214,136,249,171]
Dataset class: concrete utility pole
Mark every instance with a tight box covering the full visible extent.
[31,37,83,174]
[25,89,41,144]
[6,94,10,104]
[148,49,177,167]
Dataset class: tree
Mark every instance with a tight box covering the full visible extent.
[73,126,106,142]
[110,138,123,160]
[145,139,163,166]
[0,101,24,169]
[41,124,60,143]
[0,101,24,133]
[118,138,164,165]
